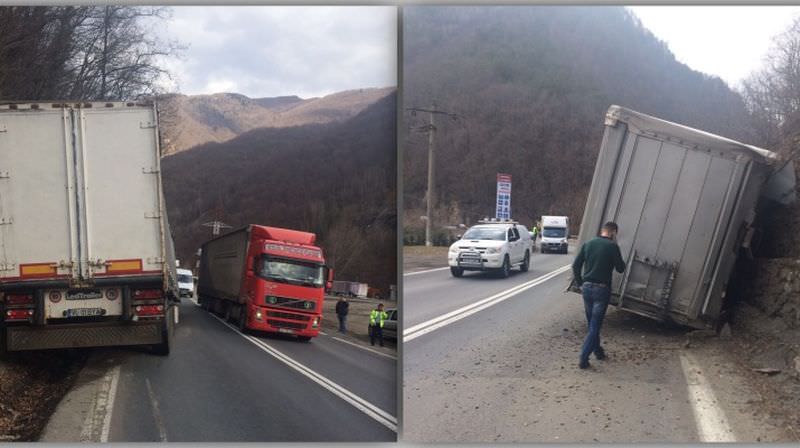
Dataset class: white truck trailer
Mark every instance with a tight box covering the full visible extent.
[0,101,178,354]
[575,105,795,329]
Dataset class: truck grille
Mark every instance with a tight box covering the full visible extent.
[266,311,310,321]
[267,320,306,330]
[265,295,316,311]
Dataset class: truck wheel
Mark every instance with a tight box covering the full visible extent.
[224,304,233,322]
[297,336,311,343]
[237,306,249,334]
[153,310,172,356]
[498,256,511,278]
[520,251,530,272]
[0,322,7,358]
[450,267,464,278]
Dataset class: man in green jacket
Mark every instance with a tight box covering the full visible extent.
[572,221,626,370]
[369,303,389,347]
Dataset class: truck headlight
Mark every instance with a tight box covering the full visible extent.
[449,246,459,254]
[486,247,500,254]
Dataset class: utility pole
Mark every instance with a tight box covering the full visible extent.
[202,220,231,236]
[407,103,460,247]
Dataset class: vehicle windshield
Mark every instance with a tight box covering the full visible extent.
[258,255,324,288]
[177,274,193,283]
[462,226,507,241]
[543,227,566,238]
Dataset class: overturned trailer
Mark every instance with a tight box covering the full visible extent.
[576,105,796,329]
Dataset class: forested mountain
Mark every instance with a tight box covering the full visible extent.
[402,6,756,242]
[162,92,397,292]
[160,87,394,155]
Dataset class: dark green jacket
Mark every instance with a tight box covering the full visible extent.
[572,236,626,286]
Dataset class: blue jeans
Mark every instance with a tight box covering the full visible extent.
[580,282,610,365]
[337,314,347,333]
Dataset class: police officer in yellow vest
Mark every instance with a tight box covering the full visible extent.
[369,303,389,347]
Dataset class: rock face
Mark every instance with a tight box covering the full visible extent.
[159,87,394,155]
[744,258,800,329]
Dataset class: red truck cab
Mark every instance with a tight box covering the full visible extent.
[198,225,332,341]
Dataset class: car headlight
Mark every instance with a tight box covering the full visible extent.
[449,246,459,254]
[486,247,500,254]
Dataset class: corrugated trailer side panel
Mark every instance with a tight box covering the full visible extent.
[0,108,76,281]
[80,107,166,279]
[579,106,772,328]
[198,227,250,302]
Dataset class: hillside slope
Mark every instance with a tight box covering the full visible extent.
[160,87,394,155]
[402,6,755,241]
[162,92,397,292]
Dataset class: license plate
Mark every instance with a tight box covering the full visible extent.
[277,328,295,334]
[64,308,106,317]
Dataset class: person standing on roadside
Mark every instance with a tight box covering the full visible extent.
[369,303,389,347]
[571,221,626,370]
[335,296,349,333]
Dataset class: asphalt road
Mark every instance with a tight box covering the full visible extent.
[43,300,396,442]
[403,245,790,443]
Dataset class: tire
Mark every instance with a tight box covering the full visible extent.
[498,255,511,278]
[237,306,249,333]
[520,251,530,272]
[540,246,546,254]
[450,266,464,278]
[153,308,173,356]
[297,336,311,343]
[0,321,7,358]
[224,303,234,322]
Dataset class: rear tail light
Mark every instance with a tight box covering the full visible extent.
[5,309,34,322]
[134,304,164,316]
[6,293,34,306]
[133,289,162,300]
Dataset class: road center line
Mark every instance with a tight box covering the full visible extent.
[207,313,397,432]
[404,264,572,342]
[403,266,451,276]
[679,352,736,442]
[330,336,397,360]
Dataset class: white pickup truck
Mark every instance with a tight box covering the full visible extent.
[448,220,533,278]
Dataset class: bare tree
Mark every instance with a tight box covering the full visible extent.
[0,5,181,101]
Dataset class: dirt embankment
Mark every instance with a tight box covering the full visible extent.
[403,246,449,272]
[0,350,88,441]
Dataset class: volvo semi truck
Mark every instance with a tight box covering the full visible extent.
[197,225,332,341]
[0,101,178,355]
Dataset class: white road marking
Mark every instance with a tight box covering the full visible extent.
[403,266,451,276]
[145,378,168,442]
[404,264,572,342]
[207,313,397,432]
[330,336,397,360]
[679,353,736,442]
[77,363,120,442]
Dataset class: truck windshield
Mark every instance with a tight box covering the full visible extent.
[462,227,507,241]
[177,274,193,283]
[258,256,324,288]
[543,227,566,238]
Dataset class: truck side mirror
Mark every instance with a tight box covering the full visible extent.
[325,267,334,292]
[456,234,462,240]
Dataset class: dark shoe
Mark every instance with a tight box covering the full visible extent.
[595,348,607,361]
[579,361,591,370]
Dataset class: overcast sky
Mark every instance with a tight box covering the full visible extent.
[158,6,396,99]
[628,6,800,88]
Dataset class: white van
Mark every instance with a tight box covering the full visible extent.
[540,216,569,254]
[177,268,195,298]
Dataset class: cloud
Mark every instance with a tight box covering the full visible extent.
[157,6,397,98]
